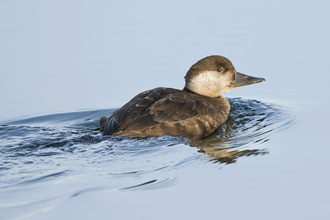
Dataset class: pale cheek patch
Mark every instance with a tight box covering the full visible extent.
[185,71,235,97]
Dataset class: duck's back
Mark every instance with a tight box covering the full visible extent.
[102,87,230,139]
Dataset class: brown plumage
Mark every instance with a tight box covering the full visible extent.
[101,55,265,139]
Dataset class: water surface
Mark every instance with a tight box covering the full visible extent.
[0,98,296,219]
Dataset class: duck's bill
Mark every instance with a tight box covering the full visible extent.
[231,72,265,87]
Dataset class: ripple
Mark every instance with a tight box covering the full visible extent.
[120,177,179,191]
[0,98,296,192]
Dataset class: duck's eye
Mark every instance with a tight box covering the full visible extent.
[217,68,222,72]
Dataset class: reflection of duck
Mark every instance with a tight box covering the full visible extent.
[188,118,269,164]
[196,145,269,164]
[101,55,265,139]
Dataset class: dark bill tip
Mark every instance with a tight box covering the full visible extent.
[231,72,265,87]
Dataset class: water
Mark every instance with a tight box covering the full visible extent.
[1,0,330,219]
[0,98,295,219]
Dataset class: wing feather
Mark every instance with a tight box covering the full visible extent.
[105,87,230,139]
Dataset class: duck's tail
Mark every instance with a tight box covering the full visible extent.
[102,117,118,135]
[87,116,109,131]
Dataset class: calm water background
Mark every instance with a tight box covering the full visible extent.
[0,0,329,219]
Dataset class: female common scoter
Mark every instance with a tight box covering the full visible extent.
[101,55,265,139]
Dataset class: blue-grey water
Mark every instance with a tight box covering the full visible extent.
[0,98,295,219]
[1,0,330,219]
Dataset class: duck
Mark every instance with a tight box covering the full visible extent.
[100,55,265,139]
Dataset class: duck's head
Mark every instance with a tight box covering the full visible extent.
[184,55,265,97]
